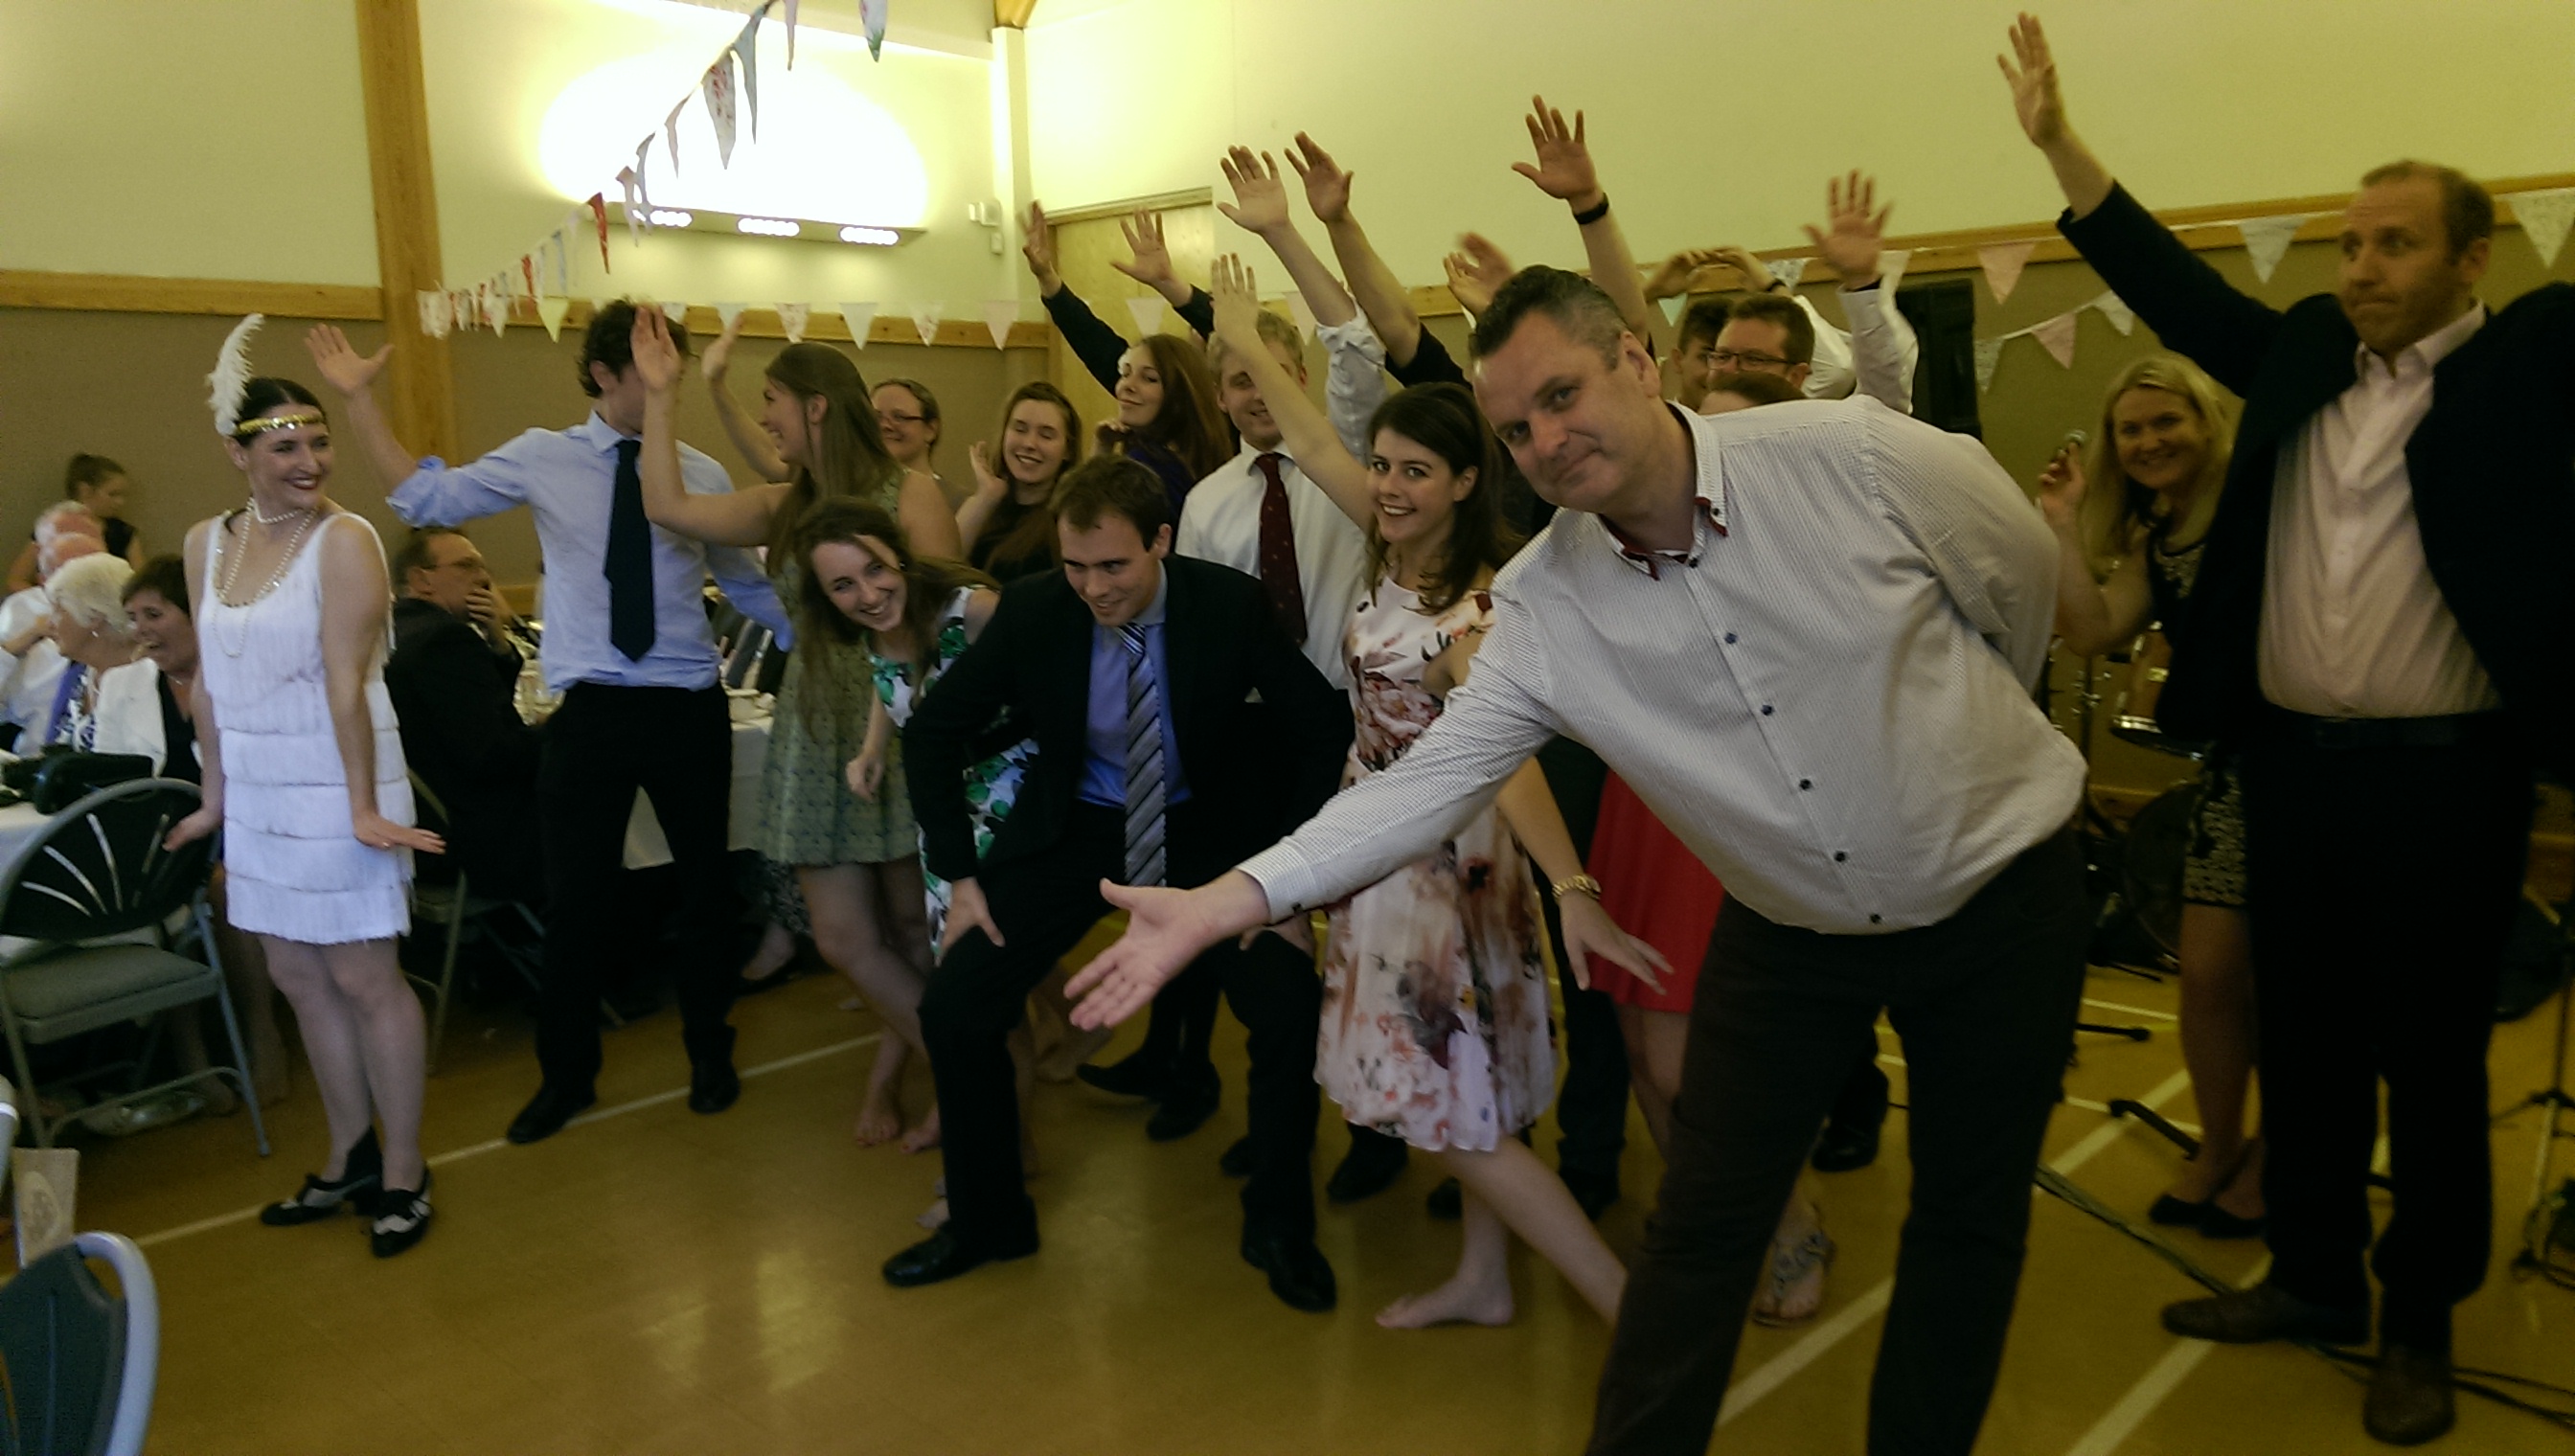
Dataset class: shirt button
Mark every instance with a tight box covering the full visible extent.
[1798,779,1812,790]
[1761,705,1774,717]
[1834,852,1848,862]
[1723,633,1738,645]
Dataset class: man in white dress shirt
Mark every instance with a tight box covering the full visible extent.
[1067,266,2092,1455]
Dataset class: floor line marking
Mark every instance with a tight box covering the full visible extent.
[133,1035,879,1250]
[2082,998,2178,1022]
[1718,1069,2195,1426]
[2061,1256,2270,1456]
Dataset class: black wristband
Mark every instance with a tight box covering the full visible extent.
[1763,277,1789,294]
[1571,194,1610,227]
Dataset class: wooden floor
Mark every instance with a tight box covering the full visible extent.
[69,925,2575,1455]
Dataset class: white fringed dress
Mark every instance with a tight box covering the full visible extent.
[197,511,414,944]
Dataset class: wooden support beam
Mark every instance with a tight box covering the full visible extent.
[0,271,381,319]
[353,0,458,461]
[994,0,1040,29]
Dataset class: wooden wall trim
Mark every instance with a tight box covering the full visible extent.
[354,0,460,461]
[0,271,382,319]
[1040,189,1213,226]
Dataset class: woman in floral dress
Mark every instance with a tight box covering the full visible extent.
[1211,258,1666,1329]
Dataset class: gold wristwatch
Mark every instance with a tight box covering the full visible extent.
[1550,873,1604,902]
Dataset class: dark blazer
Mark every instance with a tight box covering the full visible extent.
[2060,184,2575,769]
[902,555,1353,889]
[386,597,543,891]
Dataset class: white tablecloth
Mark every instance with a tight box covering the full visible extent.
[622,714,771,869]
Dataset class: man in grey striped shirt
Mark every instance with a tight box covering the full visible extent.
[1071,266,2093,1454]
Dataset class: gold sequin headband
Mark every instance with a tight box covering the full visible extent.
[230,411,326,439]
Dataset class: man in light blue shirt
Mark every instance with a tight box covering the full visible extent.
[328,301,786,1144]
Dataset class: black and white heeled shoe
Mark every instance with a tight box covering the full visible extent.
[370,1170,434,1259]
[260,1128,383,1227]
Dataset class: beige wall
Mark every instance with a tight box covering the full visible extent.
[0,0,378,284]
[1026,0,2575,297]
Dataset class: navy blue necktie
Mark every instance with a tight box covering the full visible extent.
[606,438,656,662]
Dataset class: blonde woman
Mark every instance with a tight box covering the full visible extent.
[2038,353,2261,1237]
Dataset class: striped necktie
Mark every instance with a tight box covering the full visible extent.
[1119,623,1167,887]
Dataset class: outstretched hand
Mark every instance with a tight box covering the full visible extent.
[1284,133,1354,223]
[1066,879,1241,1029]
[1998,12,2069,148]
[1510,94,1604,211]
[1710,244,1777,294]
[628,307,684,395]
[1021,202,1062,292]
[1642,247,1729,303]
[304,325,392,397]
[1803,171,1893,285]
[1217,147,1294,236]
[1108,209,1180,292]
[701,308,747,382]
[1442,233,1515,316]
[1207,253,1264,345]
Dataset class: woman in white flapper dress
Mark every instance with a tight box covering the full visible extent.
[167,319,445,1257]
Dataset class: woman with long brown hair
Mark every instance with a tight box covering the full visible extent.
[633,308,962,1150]
[2039,353,2262,1237]
[953,381,1082,584]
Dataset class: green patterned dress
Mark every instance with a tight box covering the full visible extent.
[754,553,918,866]
[874,586,1034,944]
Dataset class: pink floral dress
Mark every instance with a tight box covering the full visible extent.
[1316,580,1554,1152]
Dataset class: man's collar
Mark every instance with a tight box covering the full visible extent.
[1137,567,1171,627]
[2358,301,2487,378]
[569,412,636,451]
[1234,441,1294,474]
[1600,404,1727,579]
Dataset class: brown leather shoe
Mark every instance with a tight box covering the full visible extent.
[2363,1343,2454,1446]
[2160,1282,2369,1345]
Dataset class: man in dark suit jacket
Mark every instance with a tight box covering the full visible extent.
[2007,17,2575,1443]
[386,528,545,904]
[883,456,1355,1310]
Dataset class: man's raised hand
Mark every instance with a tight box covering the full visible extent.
[1284,133,1354,224]
[1217,147,1294,236]
[1803,171,1893,286]
[628,307,683,395]
[1998,12,2069,149]
[1510,95,1604,212]
[304,325,392,398]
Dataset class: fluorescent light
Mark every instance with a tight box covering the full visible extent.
[839,225,899,246]
[649,209,695,227]
[736,216,801,238]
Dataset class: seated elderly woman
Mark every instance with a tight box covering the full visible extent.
[91,553,293,1104]
[0,516,107,739]
[33,552,137,750]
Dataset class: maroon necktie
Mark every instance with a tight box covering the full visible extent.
[1253,452,1308,646]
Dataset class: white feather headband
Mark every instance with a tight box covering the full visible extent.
[207,313,265,437]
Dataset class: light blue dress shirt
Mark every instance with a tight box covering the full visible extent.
[389,413,789,693]
[1078,571,1189,808]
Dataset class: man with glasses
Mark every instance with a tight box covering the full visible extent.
[387,527,545,904]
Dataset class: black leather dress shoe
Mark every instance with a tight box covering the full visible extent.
[506,1085,597,1145]
[1326,1129,1408,1203]
[1076,1051,1172,1100]
[1242,1234,1337,1312]
[1146,1078,1219,1142]
[2160,1282,2369,1345]
[1811,1111,1883,1173]
[2364,1342,2455,1445]
[689,1060,741,1115]
[882,1228,1038,1288]
[1219,1136,1255,1177]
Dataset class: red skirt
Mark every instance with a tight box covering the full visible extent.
[1584,773,1721,1013]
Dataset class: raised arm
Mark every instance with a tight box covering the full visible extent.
[1999,13,2111,218]
[1290,134,1424,358]
[2035,443,2153,656]
[317,516,443,854]
[1510,96,1652,341]
[1208,256,1375,531]
[700,314,793,484]
[1217,148,1357,330]
[1109,209,1217,338]
[305,326,423,491]
[1803,172,1920,411]
[632,308,786,547]
[952,441,1012,548]
[1025,202,1139,394]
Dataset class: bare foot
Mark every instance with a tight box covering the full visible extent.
[916,1196,949,1231]
[1036,1024,1117,1084]
[1749,1225,1834,1327]
[1376,1273,1515,1330]
[854,1087,902,1147]
[740,921,796,983]
[900,1105,944,1153]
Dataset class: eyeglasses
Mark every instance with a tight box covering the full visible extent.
[1698,350,1794,372]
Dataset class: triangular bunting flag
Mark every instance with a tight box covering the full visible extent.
[860,0,887,59]
[2029,311,2078,369]
[2506,187,2575,267]
[484,281,508,336]
[909,303,944,344]
[1768,257,1809,290]
[418,290,452,339]
[1125,295,1165,337]
[982,301,1017,350]
[538,296,571,342]
[716,303,748,330]
[662,301,690,326]
[586,193,612,271]
[616,169,645,242]
[779,303,810,343]
[783,0,799,65]
[838,303,877,346]
[2090,291,2135,336]
[734,14,761,142]
[664,102,686,174]
[1876,248,1912,295]
[703,54,740,167]
[1975,240,2036,304]
[1658,295,1685,326]
[451,290,474,331]
[559,212,583,287]
[1972,337,2005,393]
[633,140,656,224]
[2237,214,2309,284]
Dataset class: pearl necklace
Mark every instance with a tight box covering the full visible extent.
[246,494,313,527]
[213,508,323,658]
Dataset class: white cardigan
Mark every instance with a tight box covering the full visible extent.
[92,660,196,775]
